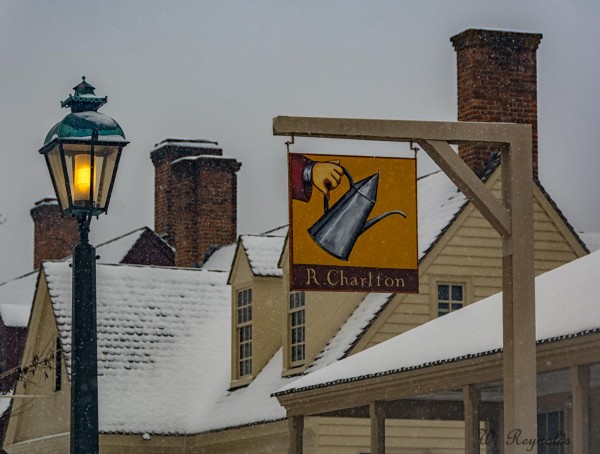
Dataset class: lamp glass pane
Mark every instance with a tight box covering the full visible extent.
[94,145,120,210]
[47,145,70,211]
[61,143,93,209]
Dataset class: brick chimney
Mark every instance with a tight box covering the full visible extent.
[451,29,543,178]
[150,139,241,267]
[30,198,79,269]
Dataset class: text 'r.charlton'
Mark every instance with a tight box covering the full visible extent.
[292,265,418,293]
[307,268,406,289]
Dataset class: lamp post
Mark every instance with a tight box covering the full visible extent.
[39,77,128,454]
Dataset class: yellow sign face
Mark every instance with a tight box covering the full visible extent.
[288,153,418,293]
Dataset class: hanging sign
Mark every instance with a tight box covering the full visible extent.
[288,153,418,293]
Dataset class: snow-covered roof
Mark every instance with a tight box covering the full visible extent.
[277,249,600,396]
[199,349,294,432]
[44,262,232,434]
[201,243,237,272]
[0,272,38,328]
[306,293,392,373]
[240,235,286,277]
[94,227,150,264]
[417,170,468,259]
[579,231,600,253]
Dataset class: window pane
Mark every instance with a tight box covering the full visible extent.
[451,303,463,311]
[451,285,463,301]
[438,302,449,317]
[438,284,449,300]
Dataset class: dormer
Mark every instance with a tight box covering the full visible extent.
[227,231,286,388]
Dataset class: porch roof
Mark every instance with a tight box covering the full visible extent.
[276,250,600,397]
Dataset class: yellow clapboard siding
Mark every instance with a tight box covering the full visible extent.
[442,245,502,258]
[427,263,503,277]
[388,303,429,323]
[317,418,466,452]
[534,240,575,252]
[534,220,560,232]
[453,226,501,239]
[434,254,501,268]
[448,235,501,248]
[534,249,578,262]
[534,229,569,242]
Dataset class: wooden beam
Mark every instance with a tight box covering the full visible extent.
[370,401,385,454]
[420,139,511,238]
[272,116,528,145]
[320,399,500,421]
[571,365,590,453]
[463,385,481,454]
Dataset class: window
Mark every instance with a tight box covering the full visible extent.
[237,288,252,378]
[289,292,306,366]
[437,283,464,317]
[55,337,62,392]
[537,410,566,453]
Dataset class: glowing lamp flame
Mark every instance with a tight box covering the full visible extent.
[73,155,95,202]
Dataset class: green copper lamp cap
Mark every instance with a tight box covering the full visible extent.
[42,77,126,148]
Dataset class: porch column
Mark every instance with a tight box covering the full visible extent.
[463,385,481,454]
[571,365,590,452]
[288,414,304,454]
[370,401,385,454]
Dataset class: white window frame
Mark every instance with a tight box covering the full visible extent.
[289,291,306,368]
[236,288,253,378]
[437,282,465,317]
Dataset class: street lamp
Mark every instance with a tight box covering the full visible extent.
[39,77,128,454]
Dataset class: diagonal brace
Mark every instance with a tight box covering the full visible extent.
[420,140,511,238]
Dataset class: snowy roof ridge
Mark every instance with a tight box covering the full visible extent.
[240,234,286,277]
[276,250,600,397]
[306,293,393,373]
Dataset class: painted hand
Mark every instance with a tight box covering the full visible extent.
[312,160,343,199]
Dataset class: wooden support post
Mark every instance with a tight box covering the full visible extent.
[501,137,537,453]
[370,401,385,454]
[273,117,538,452]
[288,415,304,454]
[463,385,481,454]
[571,365,590,453]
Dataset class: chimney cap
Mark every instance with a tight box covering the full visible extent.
[451,28,542,52]
[33,198,59,207]
[152,138,219,148]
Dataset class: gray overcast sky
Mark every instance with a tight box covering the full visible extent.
[1,0,599,283]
